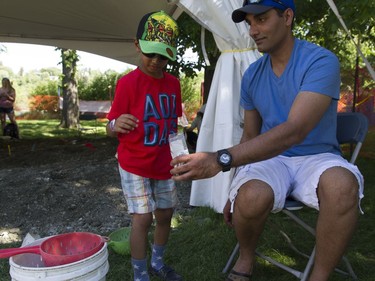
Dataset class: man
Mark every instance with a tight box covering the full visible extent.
[170,0,364,280]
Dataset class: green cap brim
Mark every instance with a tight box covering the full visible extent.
[139,40,176,61]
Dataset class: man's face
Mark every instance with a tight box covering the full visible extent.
[245,9,290,53]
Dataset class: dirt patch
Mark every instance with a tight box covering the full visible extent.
[0,137,192,244]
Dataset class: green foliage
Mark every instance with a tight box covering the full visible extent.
[78,70,130,101]
[30,80,60,96]
[293,0,375,91]
[180,73,204,118]
[59,48,79,79]
[168,12,220,79]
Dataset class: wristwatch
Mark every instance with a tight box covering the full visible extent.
[217,149,232,172]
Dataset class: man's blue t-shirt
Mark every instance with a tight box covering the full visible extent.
[240,39,341,156]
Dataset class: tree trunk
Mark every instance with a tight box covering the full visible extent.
[60,49,79,129]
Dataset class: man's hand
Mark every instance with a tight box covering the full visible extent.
[170,152,221,181]
[223,199,233,227]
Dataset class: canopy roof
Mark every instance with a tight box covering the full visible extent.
[0,0,179,66]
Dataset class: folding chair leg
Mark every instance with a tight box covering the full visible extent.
[222,242,239,273]
[333,256,358,280]
[300,246,315,281]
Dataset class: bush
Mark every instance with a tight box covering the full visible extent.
[30,80,60,96]
[79,70,130,101]
[29,95,59,112]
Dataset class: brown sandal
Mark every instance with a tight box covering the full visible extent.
[226,269,251,281]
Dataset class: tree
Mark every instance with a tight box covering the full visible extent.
[59,48,79,129]
[78,69,130,101]
[293,0,375,91]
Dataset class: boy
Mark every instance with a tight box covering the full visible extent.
[106,10,183,281]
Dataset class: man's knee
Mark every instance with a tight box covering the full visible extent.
[235,180,274,218]
[318,167,358,210]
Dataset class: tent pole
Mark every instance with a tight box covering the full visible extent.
[352,55,359,113]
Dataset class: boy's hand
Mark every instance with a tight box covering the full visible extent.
[114,114,139,134]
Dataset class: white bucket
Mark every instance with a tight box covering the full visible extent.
[9,237,109,281]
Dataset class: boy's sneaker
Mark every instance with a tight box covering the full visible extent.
[149,265,182,281]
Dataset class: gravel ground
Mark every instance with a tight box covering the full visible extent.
[0,137,193,245]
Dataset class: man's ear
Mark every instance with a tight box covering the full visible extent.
[284,8,294,26]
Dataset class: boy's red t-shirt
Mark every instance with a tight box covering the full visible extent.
[107,68,182,180]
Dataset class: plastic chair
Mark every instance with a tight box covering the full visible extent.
[222,112,369,280]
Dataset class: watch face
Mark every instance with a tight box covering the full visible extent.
[220,153,230,164]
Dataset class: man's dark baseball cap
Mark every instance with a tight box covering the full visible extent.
[232,0,295,23]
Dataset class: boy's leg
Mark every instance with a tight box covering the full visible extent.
[153,208,173,246]
[119,168,157,281]
[130,213,153,281]
[150,208,182,280]
[152,208,174,270]
[131,213,153,259]
[149,179,182,280]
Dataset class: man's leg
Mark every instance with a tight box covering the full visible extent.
[231,179,274,275]
[309,167,359,281]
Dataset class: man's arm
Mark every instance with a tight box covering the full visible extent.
[170,91,332,180]
[240,109,262,144]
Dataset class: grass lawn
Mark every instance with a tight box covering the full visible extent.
[14,119,107,139]
[0,120,374,280]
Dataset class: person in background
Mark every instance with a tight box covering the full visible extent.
[0,78,17,133]
[184,103,206,151]
[106,11,183,281]
[170,1,363,280]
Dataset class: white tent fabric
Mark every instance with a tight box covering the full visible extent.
[177,0,261,213]
[0,0,180,66]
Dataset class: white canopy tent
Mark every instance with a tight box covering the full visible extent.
[0,0,180,66]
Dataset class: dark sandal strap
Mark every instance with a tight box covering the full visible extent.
[227,269,251,281]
